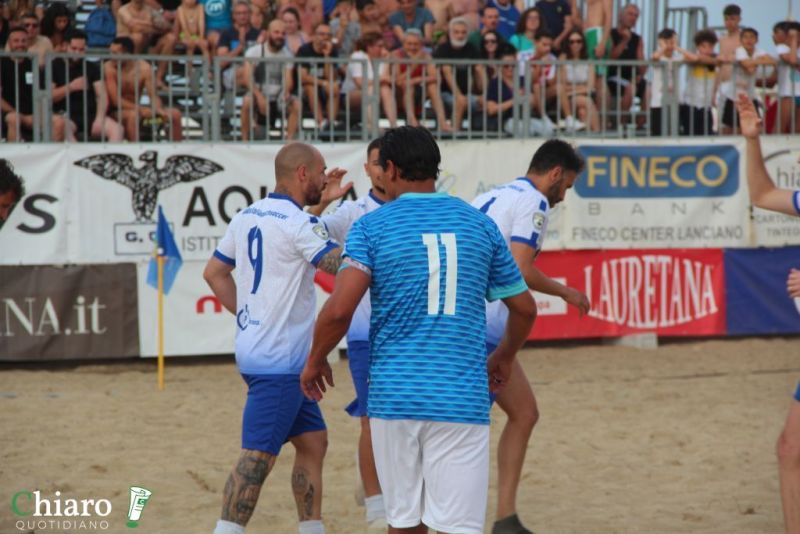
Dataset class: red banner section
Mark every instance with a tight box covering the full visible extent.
[530,249,727,339]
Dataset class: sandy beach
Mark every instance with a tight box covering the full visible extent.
[1,336,797,533]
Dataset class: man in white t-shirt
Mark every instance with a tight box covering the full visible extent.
[772,21,799,134]
[204,142,347,534]
[737,94,800,534]
[720,27,774,134]
[241,19,301,140]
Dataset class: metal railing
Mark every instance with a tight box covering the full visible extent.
[0,52,795,143]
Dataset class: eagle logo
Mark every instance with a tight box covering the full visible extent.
[73,151,225,221]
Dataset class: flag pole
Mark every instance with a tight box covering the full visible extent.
[157,254,165,390]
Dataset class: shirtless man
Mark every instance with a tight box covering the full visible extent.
[104,37,183,141]
[116,0,178,86]
[717,4,741,107]
[584,0,611,66]
[426,0,454,35]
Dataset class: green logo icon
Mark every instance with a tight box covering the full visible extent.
[126,486,152,528]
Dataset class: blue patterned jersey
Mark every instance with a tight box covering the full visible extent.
[343,192,527,425]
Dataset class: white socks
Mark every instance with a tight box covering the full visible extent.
[298,520,325,534]
[365,494,386,523]
[214,519,245,534]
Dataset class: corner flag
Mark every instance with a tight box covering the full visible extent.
[147,205,182,295]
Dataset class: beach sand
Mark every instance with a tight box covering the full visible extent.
[1,337,797,533]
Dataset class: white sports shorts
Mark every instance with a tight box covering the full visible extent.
[370,418,490,534]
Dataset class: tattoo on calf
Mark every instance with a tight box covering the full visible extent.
[221,451,274,525]
[291,466,315,521]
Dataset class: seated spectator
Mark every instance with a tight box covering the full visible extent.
[116,0,177,87]
[217,1,261,89]
[7,0,39,23]
[388,0,435,47]
[104,36,183,141]
[240,19,300,139]
[40,3,71,52]
[279,0,323,36]
[175,0,211,65]
[720,27,774,134]
[200,0,232,50]
[508,7,541,61]
[679,29,719,136]
[772,21,797,134]
[485,0,518,41]
[559,29,598,131]
[281,6,308,54]
[433,16,485,131]
[535,0,571,54]
[1,27,66,141]
[51,30,125,142]
[467,6,500,49]
[329,0,361,57]
[530,29,557,119]
[484,50,552,135]
[355,0,393,49]
[342,32,397,127]
[391,28,451,130]
[250,3,267,38]
[606,2,645,126]
[480,29,512,78]
[296,23,342,128]
[20,12,52,66]
[649,28,687,136]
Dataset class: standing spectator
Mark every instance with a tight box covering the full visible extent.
[240,19,300,139]
[217,1,261,90]
[772,21,798,134]
[719,27,773,134]
[51,30,125,142]
[1,27,66,141]
[649,28,686,136]
[717,4,741,108]
[391,29,451,130]
[200,0,232,50]
[342,32,397,127]
[388,0,435,47]
[584,0,611,76]
[535,0,570,54]
[330,0,361,57]
[104,36,183,141]
[116,0,177,87]
[20,12,51,66]
[486,0,518,41]
[680,29,719,136]
[560,29,598,132]
[508,7,541,61]
[281,6,308,54]
[606,3,644,126]
[175,0,211,65]
[426,0,454,37]
[467,6,500,49]
[434,16,485,131]
[40,3,71,52]
[296,23,342,128]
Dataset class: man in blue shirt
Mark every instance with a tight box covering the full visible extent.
[301,126,536,534]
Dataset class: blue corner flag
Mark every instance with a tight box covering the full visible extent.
[147,205,183,295]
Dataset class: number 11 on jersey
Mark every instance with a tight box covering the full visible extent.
[422,233,458,316]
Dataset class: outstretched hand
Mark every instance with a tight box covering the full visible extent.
[736,93,761,139]
[321,167,353,205]
[300,359,335,401]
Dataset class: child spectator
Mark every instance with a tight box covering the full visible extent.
[720,26,773,134]
[530,28,557,122]
[40,3,71,52]
[772,21,798,133]
[650,28,686,136]
[508,7,541,61]
[176,0,211,65]
[717,4,741,97]
[679,29,719,135]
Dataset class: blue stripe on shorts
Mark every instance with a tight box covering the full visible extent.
[241,374,326,455]
[345,340,370,417]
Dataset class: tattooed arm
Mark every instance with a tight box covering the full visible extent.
[316,248,343,275]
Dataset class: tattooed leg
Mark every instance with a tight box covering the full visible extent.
[289,430,327,521]
[220,449,276,526]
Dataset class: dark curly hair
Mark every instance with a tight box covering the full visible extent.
[0,159,25,200]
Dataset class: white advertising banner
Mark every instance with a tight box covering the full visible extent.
[752,137,800,246]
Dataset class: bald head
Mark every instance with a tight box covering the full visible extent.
[275,142,321,182]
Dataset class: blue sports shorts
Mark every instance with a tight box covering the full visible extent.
[345,340,370,417]
[794,381,800,402]
[241,374,326,455]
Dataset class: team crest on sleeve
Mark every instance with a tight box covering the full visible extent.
[312,223,329,240]
[532,212,546,231]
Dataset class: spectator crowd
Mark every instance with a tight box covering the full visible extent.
[0,0,799,141]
